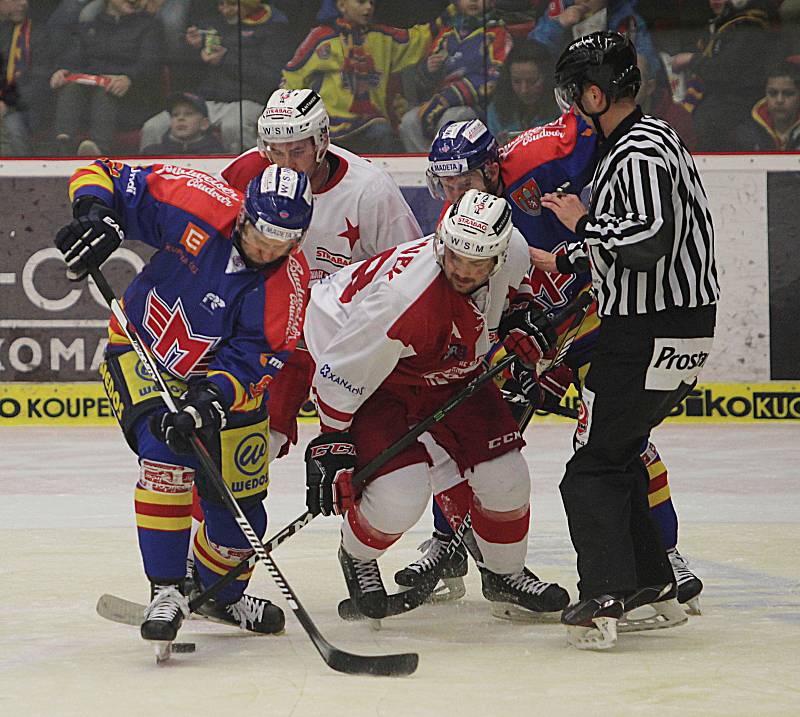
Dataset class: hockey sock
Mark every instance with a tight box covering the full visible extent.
[193,499,265,604]
[135,459,194,580]
[642,441,678,549]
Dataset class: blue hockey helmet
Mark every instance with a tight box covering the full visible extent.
[426,119,499,200]
[241,164,313,250]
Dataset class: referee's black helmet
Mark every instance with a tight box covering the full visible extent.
[554,31,641,111]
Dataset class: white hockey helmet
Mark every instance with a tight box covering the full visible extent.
[435,189,513,277]
[257,89,330,163]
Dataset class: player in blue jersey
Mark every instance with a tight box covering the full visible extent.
[395,119,703,617]
[54,161,313,651]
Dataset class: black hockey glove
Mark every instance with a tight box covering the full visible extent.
[54,204,125,281]
[149,381,229,455]
[304,432,357,517]
[499,303,557,369]
[508,360,544,410]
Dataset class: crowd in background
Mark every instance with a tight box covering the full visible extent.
[1,0,799,157]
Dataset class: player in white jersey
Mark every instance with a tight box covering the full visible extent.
[221,88,422,461]
[303,190,571,620]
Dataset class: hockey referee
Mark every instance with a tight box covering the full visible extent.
[541,31,720,650]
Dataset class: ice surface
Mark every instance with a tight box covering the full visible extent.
[1,422,798,716]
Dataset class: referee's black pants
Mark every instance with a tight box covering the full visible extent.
[560,304,716,600]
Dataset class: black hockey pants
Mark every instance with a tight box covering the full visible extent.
[560,304,716,600]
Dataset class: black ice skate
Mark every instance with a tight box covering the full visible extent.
[561,595,625,651]
[339,544,388,619]
[141,581,190,662]
[196,593,285,634]
[394,530,468,602]
[668,548,703,615]
[618,581,688,633]
[480,566,569,620]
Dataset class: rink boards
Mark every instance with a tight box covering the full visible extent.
[1,381,798,425]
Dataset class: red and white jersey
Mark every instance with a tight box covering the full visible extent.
[221,144,422,283]
[305,233,533,431]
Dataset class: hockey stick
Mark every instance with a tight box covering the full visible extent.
[336,290,594,620]
[89,266,417,678]
[101,291,594,627]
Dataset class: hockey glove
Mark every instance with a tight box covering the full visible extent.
[54,204,125,281]
[539,363,575,407]
[508,360,544,410]
[499,303,557,368]
[149,381,229,455]
[305,432,357,517]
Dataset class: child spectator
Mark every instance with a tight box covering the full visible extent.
[671,0,776,151]
[141,91,225,155]
[486,39,557,145]
[282,0,434,154]
[734,60,800,150]
[399,0,512,152]
[0,0,51,155]
[49,0,160,155]
[139,0,292,154]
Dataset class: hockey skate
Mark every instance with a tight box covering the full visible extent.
[196,593,285,634]
[668,548,703,615]
[480,566,569,621]
[562,595,625,651]
[618,582,688,633]
[394,531,468,602]
[140,581,190,663]
[339,544,388,620]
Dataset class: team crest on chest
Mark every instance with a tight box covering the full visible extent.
[510,178,542,216]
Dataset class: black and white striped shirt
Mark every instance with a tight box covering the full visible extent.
[567,107,720,317]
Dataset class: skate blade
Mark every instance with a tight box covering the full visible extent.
[619,599,688,633]
[684,596,702,616]
[566,617,618,651]
[490,601,561,623]
[427,577,467,603]
[153,641,172,664]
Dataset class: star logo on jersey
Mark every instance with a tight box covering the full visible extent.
[338,218,360,250]
[510,178,542,216]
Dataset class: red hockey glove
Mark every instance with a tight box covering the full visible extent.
[499,303,557,368]
[305,432,357,516]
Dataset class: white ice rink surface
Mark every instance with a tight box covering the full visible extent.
[1,422,799,717]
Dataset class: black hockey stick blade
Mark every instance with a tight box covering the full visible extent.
[319,640,419,677]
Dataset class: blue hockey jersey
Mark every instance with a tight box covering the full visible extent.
[68,160,310,413]
[498,110,599,368]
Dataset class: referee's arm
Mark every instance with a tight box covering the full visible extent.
[576,157,675,272]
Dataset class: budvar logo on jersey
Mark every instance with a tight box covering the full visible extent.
[234,433,268,476]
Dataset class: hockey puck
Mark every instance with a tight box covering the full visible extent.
[171,642,196,653]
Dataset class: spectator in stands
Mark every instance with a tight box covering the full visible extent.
[317,0,450,27]
[636,51,697,150]
[140,90,225,155]
[399,0,511,152]
[486,39,557,145]
[672,0,777,151]
[139,0,292,154]
[0,0,50,155]
[528,0,659,82]
[734,60,800,150]
[50,0,160,155]
[282,0,434,154]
